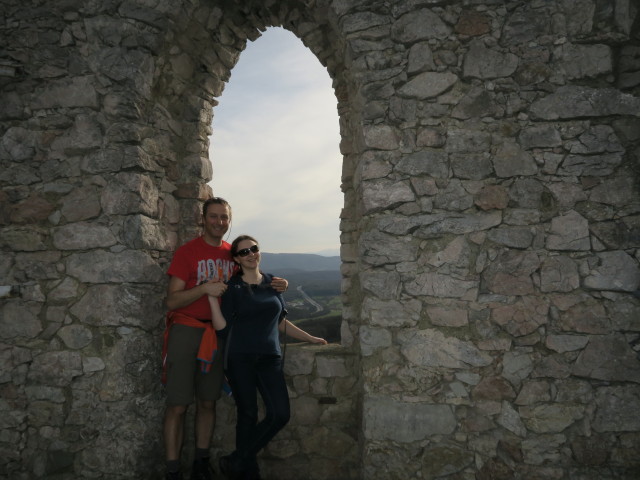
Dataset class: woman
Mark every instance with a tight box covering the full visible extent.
[208,235,327,480]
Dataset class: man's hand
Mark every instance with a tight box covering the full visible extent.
[166,276,227,311]
[271,276,288,293]
[201,279,227,297]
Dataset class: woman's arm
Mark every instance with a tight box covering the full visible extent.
[278,319,328,345]
[207,296,227,331]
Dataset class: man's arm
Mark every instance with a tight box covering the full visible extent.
[165,276,227,311]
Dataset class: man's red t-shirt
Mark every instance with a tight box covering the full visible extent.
[166,236,236,320]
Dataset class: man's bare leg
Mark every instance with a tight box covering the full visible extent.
[195,399,215,450]
[164,405,187,465]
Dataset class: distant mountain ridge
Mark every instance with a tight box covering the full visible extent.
[260,252,340,273]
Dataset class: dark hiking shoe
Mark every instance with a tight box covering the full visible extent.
[190,458,215,480]
[165,470,183,480]
[218,455,233,479]
[219,455,242,480]
[244,470,262,480]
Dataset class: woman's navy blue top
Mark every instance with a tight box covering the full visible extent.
[218,272,287,356]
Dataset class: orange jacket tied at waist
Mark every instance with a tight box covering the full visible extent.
[161,312,218,384]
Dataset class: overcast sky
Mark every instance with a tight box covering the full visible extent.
[208,27,342,256]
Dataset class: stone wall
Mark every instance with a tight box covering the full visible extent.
[1,0,640,479]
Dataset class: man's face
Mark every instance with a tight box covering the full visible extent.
[203,203,230,244]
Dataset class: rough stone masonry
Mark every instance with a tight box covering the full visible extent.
[1,0,639,479]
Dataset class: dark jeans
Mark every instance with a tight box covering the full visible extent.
[226,353,290,473]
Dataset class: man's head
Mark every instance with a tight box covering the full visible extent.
[201,197,231,246]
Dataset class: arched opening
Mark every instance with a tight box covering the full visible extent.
[208,27,343,343]
[180,9,361,478]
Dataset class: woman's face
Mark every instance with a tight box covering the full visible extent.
[234,239,261,270]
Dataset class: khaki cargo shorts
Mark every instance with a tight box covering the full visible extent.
[164,323,225,405]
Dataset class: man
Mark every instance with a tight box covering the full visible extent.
[162,197,287,480]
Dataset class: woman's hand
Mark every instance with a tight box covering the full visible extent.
[308,336,328,345]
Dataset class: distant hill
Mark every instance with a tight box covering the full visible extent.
[259,253,342,344]
[260,252,340,273]
[281,270,341,297]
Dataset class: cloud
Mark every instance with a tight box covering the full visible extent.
[209,27,342,254]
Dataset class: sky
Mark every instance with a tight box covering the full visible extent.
[208,27,342,256]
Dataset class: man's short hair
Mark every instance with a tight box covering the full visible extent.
[202,197,231,219]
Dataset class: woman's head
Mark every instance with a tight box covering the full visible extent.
[231,235,258,256]
[231,235,261,272]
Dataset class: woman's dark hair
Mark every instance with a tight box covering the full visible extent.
[202,196,231,219]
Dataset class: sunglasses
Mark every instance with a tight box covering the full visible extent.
[236,245,260,257]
